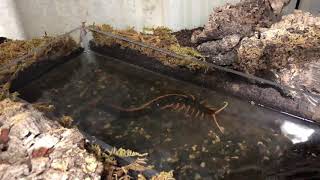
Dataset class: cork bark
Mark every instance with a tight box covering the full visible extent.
[0,99,103,180]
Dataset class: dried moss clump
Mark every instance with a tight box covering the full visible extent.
[0,35,77,65]
[151,171,175,180]
[91,24,206,70]
[87,143,176,180]
[0,35,78,100]
[107,147,148,157]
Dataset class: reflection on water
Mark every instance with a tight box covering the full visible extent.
[281,121,315,144]
[18,52,320,179]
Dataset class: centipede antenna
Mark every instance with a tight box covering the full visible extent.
[212,115,224,134]
[214,102,228,114]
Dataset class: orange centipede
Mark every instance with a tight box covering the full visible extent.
[108,94,228,134]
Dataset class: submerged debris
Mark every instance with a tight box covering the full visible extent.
[91,24,206,70]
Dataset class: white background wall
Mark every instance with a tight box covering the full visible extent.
[0,0,318,40]
[12,0,242,39]
[0,0,25,39]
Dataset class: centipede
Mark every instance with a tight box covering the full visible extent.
[109,94,228,134]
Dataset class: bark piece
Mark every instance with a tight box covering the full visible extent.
[191,0,290,44]
[0,99,103,180]
[237,10,320,96]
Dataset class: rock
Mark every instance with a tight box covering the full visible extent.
[206,51,238,66]
[191,0,290,44]
[30,135,59,151]
[197,34,241,66]
[51,158,70,171]
[197,34,241,55]
[0,99,103,180]
[312,107,320,121]
[237,10,320,97]
[30,157,50,174]
[238,10,320,73]
[269,0,291,14]
[277,62,320,95]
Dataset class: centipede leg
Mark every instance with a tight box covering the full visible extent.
[185,105,191,114]
[190,108,196,116]
[172,103,180,110]
[177,104,186,112]
[160,104,174,110]
[194,110,200,118]
[212,114,224,134]
[200,112,205,120]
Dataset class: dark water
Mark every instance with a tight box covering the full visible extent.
[18,52,320,179]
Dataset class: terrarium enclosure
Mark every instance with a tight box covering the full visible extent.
[1,0,320,180]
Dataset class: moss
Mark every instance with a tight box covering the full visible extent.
[107,147,148,158]
[151,171,175,180]
[86,142,176,179]
[59,115,74,128]
[32,102,55,113]
[0,35,78,101]
[91,24,206,70]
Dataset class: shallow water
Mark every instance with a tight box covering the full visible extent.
[19,52,320,179]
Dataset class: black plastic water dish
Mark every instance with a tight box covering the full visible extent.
[9,47,84,93]
[15,52,320,179]
[88,41,318,121]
